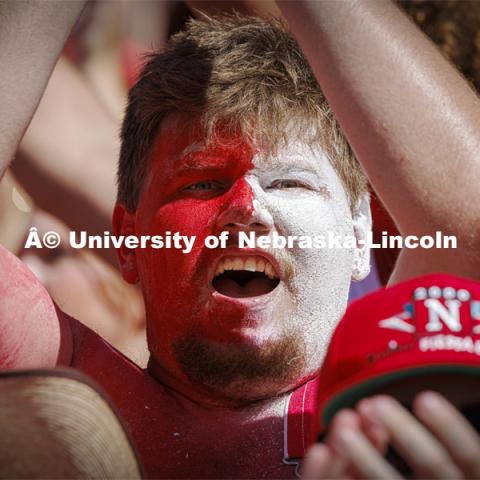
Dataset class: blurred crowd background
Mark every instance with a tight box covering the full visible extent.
[1,0,479,367]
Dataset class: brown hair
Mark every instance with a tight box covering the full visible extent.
[118,14,367,212]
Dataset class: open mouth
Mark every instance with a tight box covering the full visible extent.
[212,256,280,298]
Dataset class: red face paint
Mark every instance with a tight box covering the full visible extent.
[134,116,259,385]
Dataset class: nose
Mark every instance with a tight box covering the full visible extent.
[216,180,273,235]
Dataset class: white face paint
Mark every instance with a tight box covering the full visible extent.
[240,139,360,385]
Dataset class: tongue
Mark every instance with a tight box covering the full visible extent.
[213,276,277,298]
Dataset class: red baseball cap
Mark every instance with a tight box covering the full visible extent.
[314,273,480,437]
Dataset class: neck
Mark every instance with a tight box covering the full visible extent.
[146,356,304,479]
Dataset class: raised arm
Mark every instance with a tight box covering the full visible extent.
[278,0,480,283]
[0,1,84,368]
[0,0,85,179]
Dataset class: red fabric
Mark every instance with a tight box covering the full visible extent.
[69,319,300,478]
[70,320,174,477]
[284,376,321,461]
[314,273,480,438]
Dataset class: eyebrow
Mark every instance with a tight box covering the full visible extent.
[174,164,227,177]
[254,164,322,177]
[179,142,205,158]
[171,153,232,176]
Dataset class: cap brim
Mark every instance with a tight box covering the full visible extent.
[321,364,480,427]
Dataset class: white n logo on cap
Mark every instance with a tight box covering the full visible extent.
[424,299,461,332]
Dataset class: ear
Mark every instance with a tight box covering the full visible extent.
[351,193,372,282]
[112,203,138,284]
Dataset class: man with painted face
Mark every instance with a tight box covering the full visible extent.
[113,7,375,409]
[1,0,480,478]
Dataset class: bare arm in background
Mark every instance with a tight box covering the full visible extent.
[0,1,85,368]
[0,1,85,179]
[278,0,480,284]
[12,57,119,266]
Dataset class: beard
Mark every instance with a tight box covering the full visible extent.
[173,328,307,403]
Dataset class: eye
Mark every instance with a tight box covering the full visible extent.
[181,180,228,198]
[183,180,225,192]
[268,179,310,190]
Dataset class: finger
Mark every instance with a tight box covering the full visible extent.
[357,398,391,454]
[325,409,361,477]
[301,443,332,479]
[368,395,463,479]
[414,391,480,479]
[301,444,352,480]
[328,408,362,432]
[329,426,403,479]
[325,453,351,479]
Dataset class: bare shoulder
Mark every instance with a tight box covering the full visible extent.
[0,244,72,368]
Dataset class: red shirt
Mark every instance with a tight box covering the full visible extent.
[69,318,318,478]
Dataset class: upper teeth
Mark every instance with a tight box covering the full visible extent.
[214,257,278,279]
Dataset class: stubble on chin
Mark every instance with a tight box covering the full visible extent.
[173,330,307,402]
